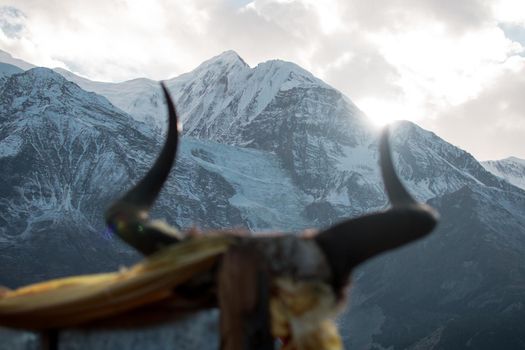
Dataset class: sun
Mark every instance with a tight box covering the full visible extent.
[356,97,422,127]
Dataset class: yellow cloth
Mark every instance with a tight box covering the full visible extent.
[0,236,233,330]
[270,278,343,350]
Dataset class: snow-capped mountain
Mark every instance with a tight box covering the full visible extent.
[5,50,511,216]
[0,67,149,285]
[0,51,524,349]
[53,67,162,132]
[482,157,525,190]
[0,49,163,131]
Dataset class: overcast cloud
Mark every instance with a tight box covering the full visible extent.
[0,0,524,160]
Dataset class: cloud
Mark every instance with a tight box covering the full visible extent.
[0,6,26,39]
[500,22,525,52]
[421,58,525,160]
[344,0,493,34]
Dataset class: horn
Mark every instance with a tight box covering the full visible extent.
[314,126,439,291]
[105,82,182,255]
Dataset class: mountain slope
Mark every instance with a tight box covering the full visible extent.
[0,62,22,79]
[482,157,525,190]
[0,67,153,285]
[341,183,525,349]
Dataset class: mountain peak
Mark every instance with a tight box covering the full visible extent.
[2,67,117,117]
[21,67,72,87]
[505,156,525,164]
[196,50,249,71]
[218,50,247,64]
[257,58,312,76]
[484,156,525,164]
[482,156,525,190]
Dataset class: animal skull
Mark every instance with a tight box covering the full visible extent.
[106,83,439,350]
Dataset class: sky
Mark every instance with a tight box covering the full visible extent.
[0,0,524,161]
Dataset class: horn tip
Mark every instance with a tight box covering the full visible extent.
[412,202,440,234]
[160,82,182,133]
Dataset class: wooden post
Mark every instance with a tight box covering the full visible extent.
[218,244,274,350]
[40,330,59,350]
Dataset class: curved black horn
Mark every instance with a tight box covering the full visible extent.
[105,83,182,255]
[379,127,417,207]
[314,126,439,291]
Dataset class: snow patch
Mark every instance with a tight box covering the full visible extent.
[482,157,525,190]
[0,134,23,158]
